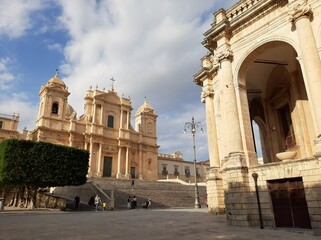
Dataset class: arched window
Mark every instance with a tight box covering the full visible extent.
[51,102,59,114]
[107,115,114,128]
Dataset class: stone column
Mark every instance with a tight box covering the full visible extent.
[97,143,102,177]
[116,146,122,178]
[127,111,130,129]
[119,109,123,130]
[100,105,104,124]
[216,46,249,220]
[200,56,225,214]
[92,101,97,124]
[138,144,143,179]
[216,46,244,166]
[288,0,321,151]
[202,88,220,168]
[89,137,94,177]
[125,147,130,178]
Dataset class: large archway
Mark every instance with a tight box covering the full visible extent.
[238,40,313,165]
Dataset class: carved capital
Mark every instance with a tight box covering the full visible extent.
[215,47,233,63]
[287,0,312,22]
[201,88,214,103]
[202,54,220,71]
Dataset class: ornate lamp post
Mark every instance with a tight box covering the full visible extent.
[184,116,203,208]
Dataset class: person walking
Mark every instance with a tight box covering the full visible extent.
[147,195,151,209]
[74,195,80,209]
[94,194,101,211]
[132,196,137,209]
[127,196,132,210]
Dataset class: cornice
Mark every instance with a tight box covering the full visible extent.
[194,55,219,86]
[203,0,286,51]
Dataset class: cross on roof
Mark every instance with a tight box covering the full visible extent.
[110,77,115,91]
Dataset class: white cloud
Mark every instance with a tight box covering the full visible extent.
[0,92,38,131]
[55,0,218,160]
[0,0,44,38]
[54,0,240,160]
[0,58,15,90]
[0,0,238,161]
[47,43,63,52]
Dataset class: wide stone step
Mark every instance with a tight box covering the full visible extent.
[53,178,207,210]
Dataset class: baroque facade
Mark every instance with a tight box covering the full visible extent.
[0,72,208,182]
[195,0,321,233]
[1,71,159,180]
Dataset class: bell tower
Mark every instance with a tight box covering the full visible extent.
[135,98,157,143]
[36,70,70,128]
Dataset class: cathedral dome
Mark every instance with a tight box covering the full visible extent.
[47,70,66,88]
[137,99,155,114]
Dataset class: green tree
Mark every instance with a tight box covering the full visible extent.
[0,139,89,208]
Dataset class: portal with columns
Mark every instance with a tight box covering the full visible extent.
[195,0,321,233]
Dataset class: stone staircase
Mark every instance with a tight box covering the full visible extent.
[53,178,207,210]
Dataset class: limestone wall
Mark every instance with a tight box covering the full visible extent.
[221,158,321,232]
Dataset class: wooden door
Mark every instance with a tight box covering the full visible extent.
[103,157,112,177]
[268,177,311,228]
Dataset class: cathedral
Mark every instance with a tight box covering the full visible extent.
[1,71,159,180]
[195,0,321,233]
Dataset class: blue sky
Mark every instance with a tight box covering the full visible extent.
[0,0,238,161]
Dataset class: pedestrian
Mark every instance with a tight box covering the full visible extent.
[88,196,95,206]
[102,201,107,211]
[131,179,135,190]
[127,196,132,210]
[74,195,80,209]
[147,195,151,209]
[94,194,101,211]
[142,195,151,209]
[132,196,137,209]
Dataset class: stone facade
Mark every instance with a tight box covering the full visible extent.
[0,72,208,182]
[158,151,209,182]
[0,113,21,141]
[195,0,321,234]
[2,71,159,180]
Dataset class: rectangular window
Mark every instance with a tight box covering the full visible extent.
[0,121,3,129]
[107,115,114,128]
[185,167,190,177]
[162,165,168,176]
[174,165,179,176]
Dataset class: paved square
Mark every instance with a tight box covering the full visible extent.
[0,208,318,239]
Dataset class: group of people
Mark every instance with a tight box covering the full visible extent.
[127,195,137,209]
[88,194,107,211]
[77,193,152,210]
[127,195,151,209]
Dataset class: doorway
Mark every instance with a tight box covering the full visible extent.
[103,157,112,177]
[268,177,311,228]
[130,167,136,179]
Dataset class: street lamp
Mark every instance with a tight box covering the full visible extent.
[184,116,203,208]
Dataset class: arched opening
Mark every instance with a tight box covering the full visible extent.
[239,40,313,164]
[51,102,59,114]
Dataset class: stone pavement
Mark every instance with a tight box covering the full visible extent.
[0,207,319,240]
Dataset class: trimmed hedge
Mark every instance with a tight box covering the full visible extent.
[0,139,89,188]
